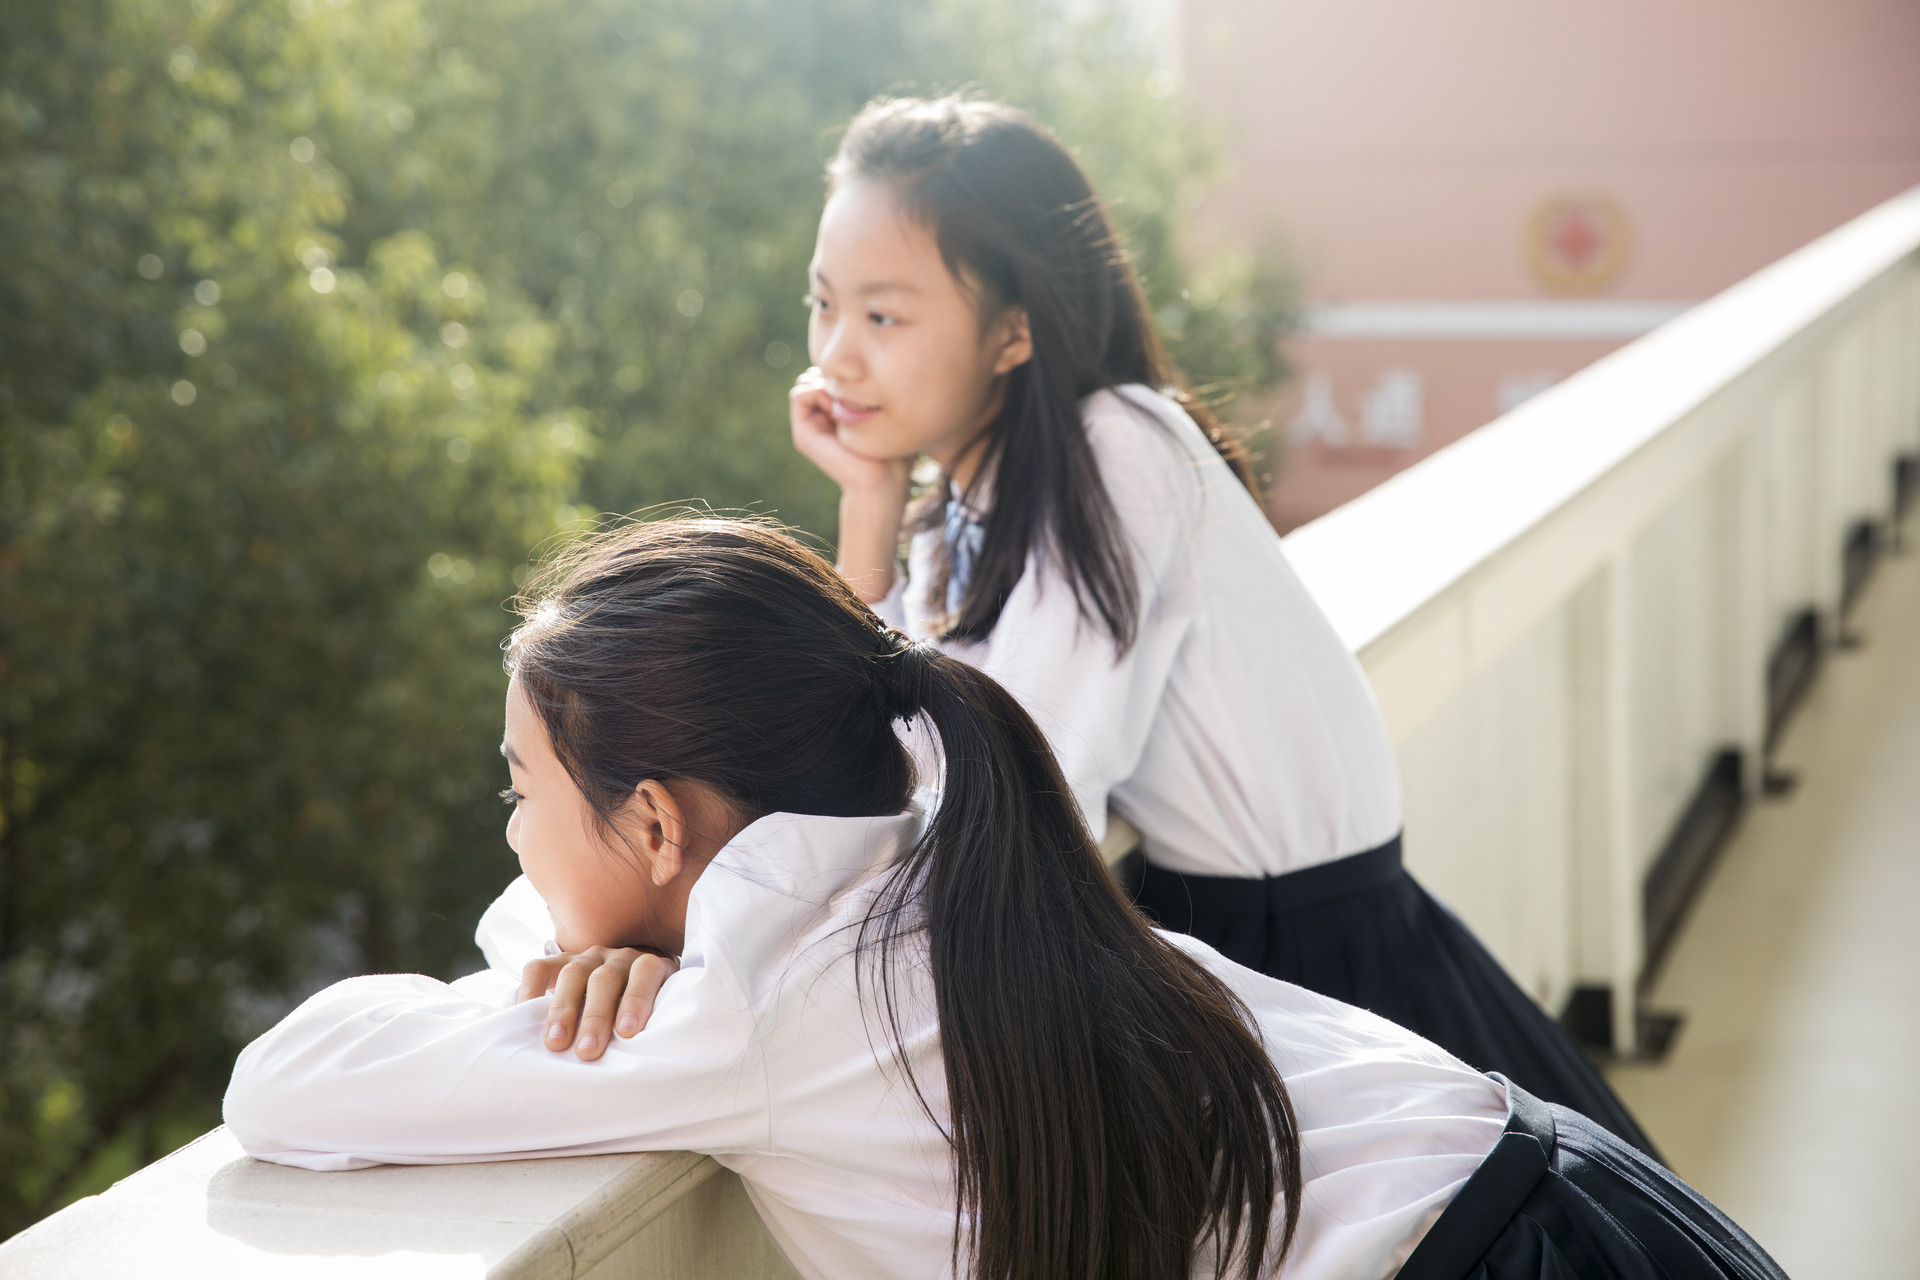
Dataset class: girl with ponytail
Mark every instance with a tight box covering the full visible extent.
[787,94,1661,1158]
[225,518,1784,1280]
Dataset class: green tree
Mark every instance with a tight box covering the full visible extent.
[0,0,580,1230]
[0,0,1290,1238]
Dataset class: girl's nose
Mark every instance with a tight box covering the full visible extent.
[813,317,862,384]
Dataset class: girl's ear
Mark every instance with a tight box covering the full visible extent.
[990,304,1033,375]
[627,780,688,886]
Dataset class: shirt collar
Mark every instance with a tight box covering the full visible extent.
[679,800,931,977]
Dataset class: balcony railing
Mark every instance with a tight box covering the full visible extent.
[1284,183,1920,1054]
[5,185,1918,1275]
[0,1126,800,1278]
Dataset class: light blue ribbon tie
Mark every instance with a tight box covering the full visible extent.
[942,499,986,618]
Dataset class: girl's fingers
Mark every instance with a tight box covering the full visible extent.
[789,371,836,434]
[572,958,635,1061]
[542,952,602,1051]
[524,948,671,1058]
[615,953,680,1038]
[788,371,830,414]
[790,395,836,449]
[517,955,565,1004]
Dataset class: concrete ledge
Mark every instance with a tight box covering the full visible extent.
[0,1128,801,1280]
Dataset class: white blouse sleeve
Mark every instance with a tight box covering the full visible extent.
[223,960,767,1172]
[955,392,1202,840]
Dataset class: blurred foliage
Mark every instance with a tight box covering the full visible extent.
[0,0,1291,1238]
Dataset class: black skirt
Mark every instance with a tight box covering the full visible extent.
[1399,1077,1785,1280]
[1132,836,1663,1161]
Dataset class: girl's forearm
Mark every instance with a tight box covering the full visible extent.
[835,482,909,604]
[224,971,756,1170]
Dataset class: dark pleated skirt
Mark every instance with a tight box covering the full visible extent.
[1400,1078,1786,1280]
[1132,837,1664,1162]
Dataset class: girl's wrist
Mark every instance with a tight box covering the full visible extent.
[838,485,906,529]
[837,563,898,604]
[836,487,906,604]
[837,482,909,541]
[838,469,911,507]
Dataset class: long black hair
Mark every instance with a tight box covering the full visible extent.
[506,518,1299,1280]
[830,96,1247,651]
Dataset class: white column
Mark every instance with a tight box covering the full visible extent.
[1901,265,1920,453]
[1602,550,1643,1054]
[1811,343,1846,619]
[1726,436,1769,775]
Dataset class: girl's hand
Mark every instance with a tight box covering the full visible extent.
[789,367,911,499]
[791,368,912,603]
[518,947,680,1062]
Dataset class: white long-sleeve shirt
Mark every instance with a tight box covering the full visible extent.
[878,385,1401,878]
[226,810,1507,1280]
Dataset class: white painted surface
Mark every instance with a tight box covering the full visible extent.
[0,1127,799,1279]
[1099,814,1142,864]
[1303,301,1696,340]
[1284,183,1920,1044]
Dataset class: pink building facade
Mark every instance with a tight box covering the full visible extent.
[1177,0,1920,529]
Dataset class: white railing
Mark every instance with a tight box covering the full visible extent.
[0,1127,800,1278]
[6,187,1917,1275]
[1284,184,1920,1052]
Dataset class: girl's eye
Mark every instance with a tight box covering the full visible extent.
[499,787,523,806]
[802,292,827,314]
[867,311,897,328]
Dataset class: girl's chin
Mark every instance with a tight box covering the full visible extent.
[554,920,665,955]
[835,422,917,462]
[551,918,613,955]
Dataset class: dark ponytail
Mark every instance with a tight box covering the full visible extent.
[509,518,1298,1280]
[831,96,1252,651]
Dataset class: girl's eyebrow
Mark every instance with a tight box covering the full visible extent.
[499,742,525,767]
[810,267,919,299]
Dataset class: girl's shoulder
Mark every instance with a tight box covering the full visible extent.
[1079,383,1222,510]
[1082,382,1195,439]
[1082,384,1227,472]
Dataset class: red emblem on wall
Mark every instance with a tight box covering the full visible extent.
[1525,193,1632,295]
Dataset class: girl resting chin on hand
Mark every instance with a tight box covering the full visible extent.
[785,95,1661,1160]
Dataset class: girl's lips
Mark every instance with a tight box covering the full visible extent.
[829,396,879,425]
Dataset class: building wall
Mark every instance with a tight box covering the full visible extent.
[1178,0,1920,529]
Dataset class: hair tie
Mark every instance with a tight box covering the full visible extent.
[874,627,929,722]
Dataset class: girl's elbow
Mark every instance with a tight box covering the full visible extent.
[222,1040,294,1155]
[222,1060,377,1168]
[221,1018,357,1158]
